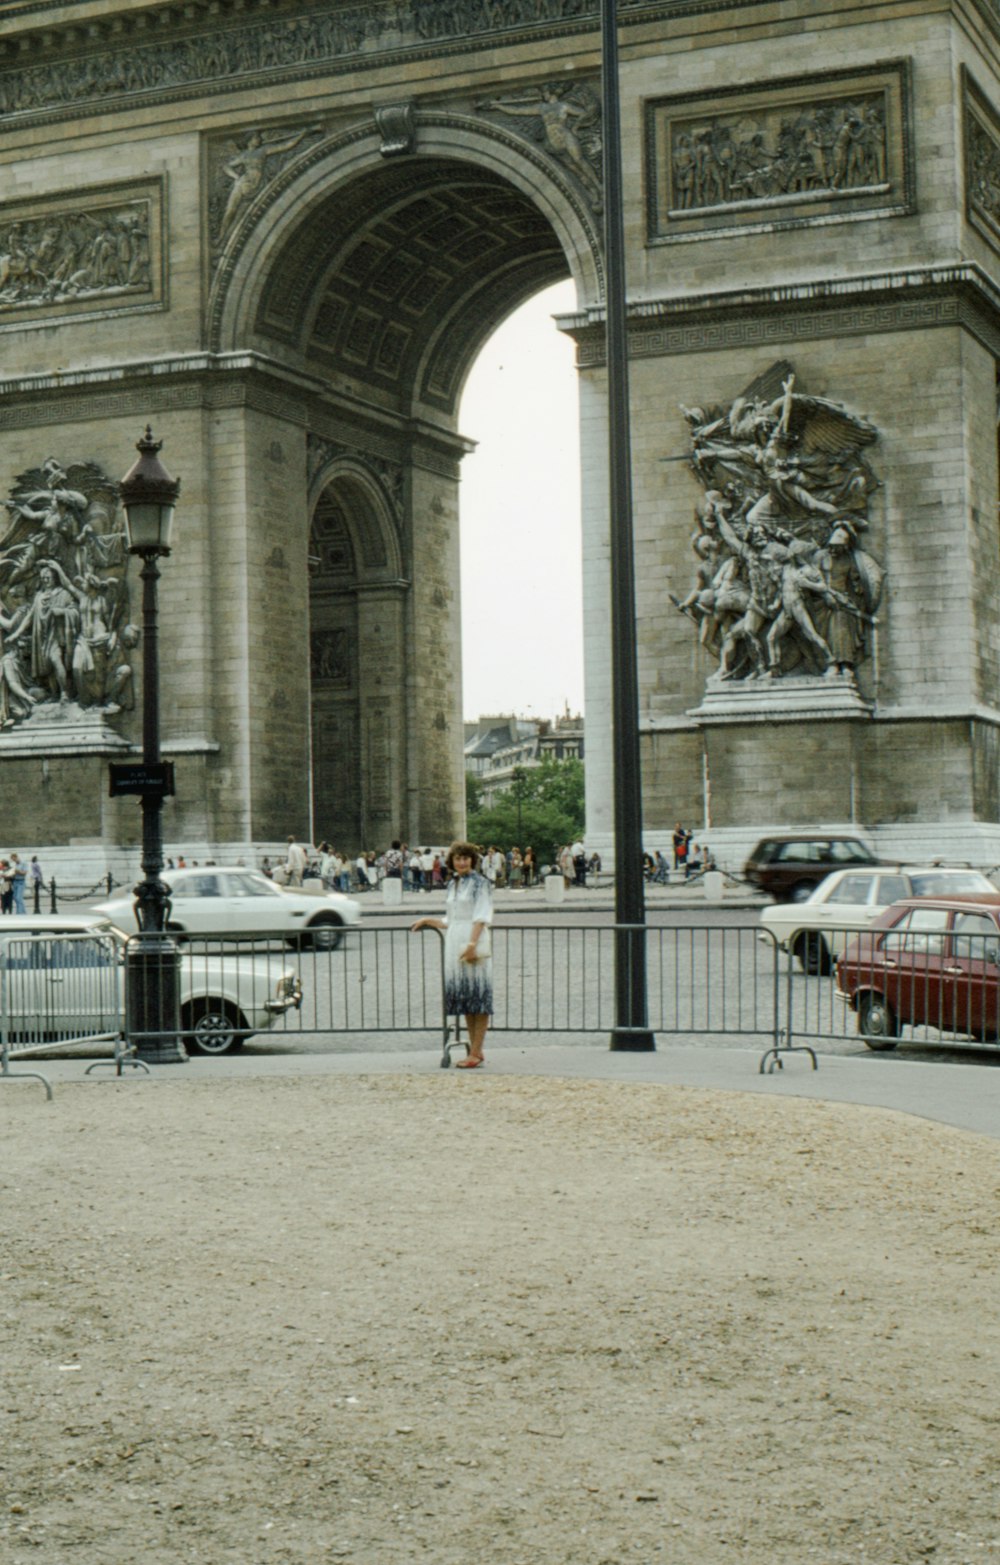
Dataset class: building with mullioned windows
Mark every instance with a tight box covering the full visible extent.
[465,713,584,807]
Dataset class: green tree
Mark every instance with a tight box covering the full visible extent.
[466,770,485,815]
[467,757,585,863]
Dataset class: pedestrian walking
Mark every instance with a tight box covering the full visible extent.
[9,853,26,913]
[572,837,587,887]
[411,841,493,1068]
[29,853,43,909]
[285,835,307,886]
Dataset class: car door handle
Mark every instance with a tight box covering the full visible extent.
[883,959,897,968]
[943,966,964,975]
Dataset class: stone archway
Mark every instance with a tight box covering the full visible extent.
[307,453,408,851]
[204,129,600,850]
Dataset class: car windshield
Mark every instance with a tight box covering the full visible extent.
[908,872,992,896]
[830,840,875,862]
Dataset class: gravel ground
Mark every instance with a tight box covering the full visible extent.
[2,1071,998,1564]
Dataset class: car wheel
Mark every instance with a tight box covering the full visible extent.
[788,881,814,904]
[857,992,898,1049]
[181,999,246,1056]
[307,914,344,951]
[792,932,832,977]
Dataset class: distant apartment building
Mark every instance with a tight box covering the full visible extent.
[464,713,584,807]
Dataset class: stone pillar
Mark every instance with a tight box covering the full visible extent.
[355,584,408,849]
[206,405,312,844]
[408,450,466,847]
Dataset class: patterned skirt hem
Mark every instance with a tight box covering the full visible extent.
[445,974,494,1017]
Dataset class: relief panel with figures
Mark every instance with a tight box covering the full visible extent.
[646,63,913,243]
[0,181,163,324]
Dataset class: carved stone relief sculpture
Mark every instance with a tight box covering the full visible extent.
[311,627,350,685]
[0,458,136,731]
[647,63,911,241]
[476,81,603,210]
[671,364,885,687]
[0,3,625,125]
[670,93,885,213]
[964,73,1000,253]
[0,186,159,318]
[209,122,325,252]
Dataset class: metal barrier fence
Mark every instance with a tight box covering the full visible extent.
[6,918,1000,1095]
[113,919,1000,1063]
[0,930,124,1098]
[118,923,787,1063]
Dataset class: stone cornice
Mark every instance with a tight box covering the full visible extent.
[0,348,472,459]
[1,1,987,130]
[561,262,1000,362]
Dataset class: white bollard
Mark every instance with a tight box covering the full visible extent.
[382,875,403,906]
[703,870,724,903]
[544,873,565,905]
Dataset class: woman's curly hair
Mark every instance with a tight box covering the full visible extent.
[445,841,482,872]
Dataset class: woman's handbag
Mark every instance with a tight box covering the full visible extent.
[469,926,492,962]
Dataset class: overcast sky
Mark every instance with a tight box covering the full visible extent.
[458,278,583,723]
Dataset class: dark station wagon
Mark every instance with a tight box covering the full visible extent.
[743,834,879,902]
[836,895,1000,1050]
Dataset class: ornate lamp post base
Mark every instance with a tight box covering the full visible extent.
[610,1027,657,1053]
[125,931,187,1064]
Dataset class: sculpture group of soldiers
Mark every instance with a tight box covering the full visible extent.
[672,97,886,211]
[0,461,136,729]
[673,375,884,682]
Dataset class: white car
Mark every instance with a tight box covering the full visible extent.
[95,866,361,950]
[759,865,997,974]
[0,914,302,1056]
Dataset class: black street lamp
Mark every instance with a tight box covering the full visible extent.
[117,426,186,1064]
[601,0,655,1050]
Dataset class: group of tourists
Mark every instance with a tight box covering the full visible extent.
[269,835,608,894]
[479,845,537,889]
[265,839,450,894]
[0,852,42,913]
[642,825,717,883]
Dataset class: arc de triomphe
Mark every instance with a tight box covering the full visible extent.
[3,1,1000,870]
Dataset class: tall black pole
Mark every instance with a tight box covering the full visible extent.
[135,555,166,932]
[602,0,654,1050]
[124,549,185,1063]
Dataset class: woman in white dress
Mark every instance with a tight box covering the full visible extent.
[411,841,493,1068]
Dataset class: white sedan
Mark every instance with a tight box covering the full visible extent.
[95,867,361,950]
[759,865,996,974]
[0,914,302,1056]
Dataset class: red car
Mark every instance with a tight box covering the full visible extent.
[836,894,1000,1050]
